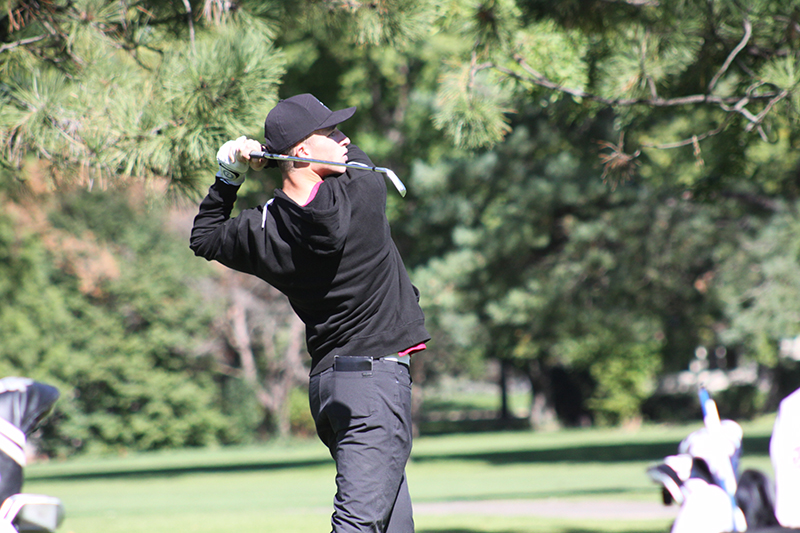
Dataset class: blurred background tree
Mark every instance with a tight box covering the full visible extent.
[0,180,226,456]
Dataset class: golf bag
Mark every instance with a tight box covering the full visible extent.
[647,388,791,533]
[648,421,750,533]
[0,377,64,533]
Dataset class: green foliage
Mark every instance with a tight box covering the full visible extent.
[219,378,264,444]
[153,24,283,186]
[0,5,284,193]
[596,24,704,100]
[433,64,513,150]
[423,0,800,192]
[464,0,522,55]
[0,188,228,455]
[759,55,800,91]
[717,205,800,365]
[513,20,589,93]
[584,340,662,426]
[2,0,800,439]
[408,102,760,422]
[281,0,441,49]
[715,384,769,420]
[288,386,316,438]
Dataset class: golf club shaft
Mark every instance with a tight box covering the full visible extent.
[699,387,743,531]
[250,151,406,197]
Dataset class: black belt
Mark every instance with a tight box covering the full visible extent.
[333,355,407,372]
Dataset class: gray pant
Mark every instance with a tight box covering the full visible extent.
[309,358,414,533]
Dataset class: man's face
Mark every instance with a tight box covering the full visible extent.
[301,126,351,176]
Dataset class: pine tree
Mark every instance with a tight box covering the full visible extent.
[0,1,284,193]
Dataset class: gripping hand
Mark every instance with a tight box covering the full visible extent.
[216,136,266,186]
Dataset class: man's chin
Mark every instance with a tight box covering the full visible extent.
[321,165,347,178]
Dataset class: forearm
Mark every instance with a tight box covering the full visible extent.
[189,179,240,261]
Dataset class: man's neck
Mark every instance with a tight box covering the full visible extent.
[282,168,323,205]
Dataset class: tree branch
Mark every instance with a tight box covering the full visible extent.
[181,0,196,51]
[500,54,781,109]
[641,118,731,150]
[708,19,752,93]
[744,89,790,132]
[0,34,48,54]
[599,0,660,5]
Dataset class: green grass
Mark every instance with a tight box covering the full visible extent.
[22,416,776,533]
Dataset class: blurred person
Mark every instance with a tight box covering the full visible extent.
[771,387,800,529]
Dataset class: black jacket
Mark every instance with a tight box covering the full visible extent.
[190,145,429,374]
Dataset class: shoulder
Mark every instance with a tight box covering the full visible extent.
[346,145,373,166]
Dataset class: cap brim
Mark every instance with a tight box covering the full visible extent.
[318,106,356,130]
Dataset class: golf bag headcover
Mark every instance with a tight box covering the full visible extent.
[771,387,800,529]
[648,454,740,533]
[678,419,743,496]
[647,454,694,505]
[647,454,717,505]
[735,469,779,529]
[0,378,60,503]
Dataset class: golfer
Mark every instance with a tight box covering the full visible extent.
[190,93,430,533]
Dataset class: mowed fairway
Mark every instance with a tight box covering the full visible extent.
[23,417,776,533]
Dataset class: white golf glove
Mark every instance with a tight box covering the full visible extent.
[216,136,265,186]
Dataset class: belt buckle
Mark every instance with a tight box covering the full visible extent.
[333,355,373,372]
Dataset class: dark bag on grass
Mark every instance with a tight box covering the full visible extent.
[0,377,60,502]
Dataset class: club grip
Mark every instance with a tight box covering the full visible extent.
[699,387,720,429]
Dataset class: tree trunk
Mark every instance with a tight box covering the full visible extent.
[499,359,510,420]
[272,314,306,437]
[220,272,309,438]
[526,358,560,430]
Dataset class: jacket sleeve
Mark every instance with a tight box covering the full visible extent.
[189,178,262,276]
[346,145,375,168]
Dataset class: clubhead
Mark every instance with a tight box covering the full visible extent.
[385,169,406,197]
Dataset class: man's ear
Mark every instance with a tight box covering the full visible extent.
[294,142,309,159]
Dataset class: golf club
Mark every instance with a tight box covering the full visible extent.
[250,151,406,197]
[698,387,745,532]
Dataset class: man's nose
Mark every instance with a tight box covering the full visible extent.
[333,130,350,145]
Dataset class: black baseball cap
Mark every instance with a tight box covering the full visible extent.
[263,94,356,154]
